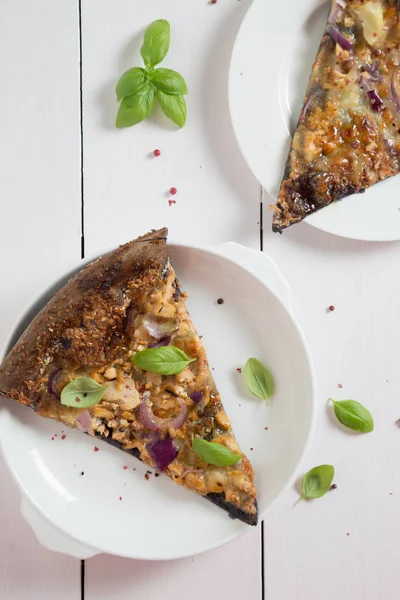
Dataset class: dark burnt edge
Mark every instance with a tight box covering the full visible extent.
[78,0,84,260]
[206,493,258,526]
[97,434,257,525]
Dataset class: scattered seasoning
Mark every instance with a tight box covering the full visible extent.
[153,149,161,157]
[212,367,215,370]
[338,383,343,389]
[132,468,136,471]
[155,473,160,477]
[328,305,335,312]
[119,496,123,501]
[145,473,150,480]
[346,533,350,536]
[330,484,337,490]
[390,492,394,495]
[54,434,58,437]
[238,404,242,407]
[168,199,176,206]
[210,0,217,4]
[396,419,400,428]
[236,368,242,373]
[217,298,224,304]
[94,446,99,452]
[250,447,254,451]
[123,466,128,470]
[61,434,66,440]
[264,427,268,430]
[80,471,84,476]
[146,470,152,475]
[51,437,54,441]
[170,187,177,195]
[240,72,243,75]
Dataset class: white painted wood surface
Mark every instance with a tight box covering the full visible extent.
[2,0,400,598]
[0,0,81,597]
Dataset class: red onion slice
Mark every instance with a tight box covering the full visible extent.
[327,25,354,50]
[76,411,93,434]
[190,390,204,403]
[367,89,385,112]
[139,391,188,431]
[142,314,178,341]
[148,335,172,349]
[48,369,62,399]
[390,66,400,111]
[328,0,347,24]
[147,437,178,471]
[300,90,323,123]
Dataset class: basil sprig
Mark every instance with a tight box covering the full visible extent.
[131,346,196,375]
[329,398,374,433]
[191,435,241,467]
[300,465,335,501]
[116,19,188,128]
[243,357,274,404]
[60,377,106,409]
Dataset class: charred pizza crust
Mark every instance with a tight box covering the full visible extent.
[0,228,258,526]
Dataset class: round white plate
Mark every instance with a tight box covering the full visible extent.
[0,243,316,560]
[229,0,400,241]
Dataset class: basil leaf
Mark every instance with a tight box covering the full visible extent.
[140,19,170,67]
[243,357,274,404]
[329,398,374,433]
[116,67,148,101]
[191,434,241,467]
[301,465,335,500]
[152,68,188,95]
[116,85,155,128]
[157,91,187,128]
[60,377,106,409]
[131,346,196,375]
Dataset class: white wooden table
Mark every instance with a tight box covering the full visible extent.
[1,1,400,598]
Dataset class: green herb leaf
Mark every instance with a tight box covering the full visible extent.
[131,346,196,375]
[301,465,335,500]
[140,19,170,67]
[243,357,274,404]
[116,85,155,128]
[116,67,148,101]
[152,68,188,95]
[329,398,374,433]
[191,434,241,467]
[60,377,106,409]
[157,90,187,128]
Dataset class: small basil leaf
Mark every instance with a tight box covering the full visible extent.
[157,91,187,128]
[140,19,170,67]
[116,85,155,128]
[243,357,274,404]
[152,68,188,95]
[301,465,335,500]
[329,398,374,433]
[60,377,106,409]
[116,67,148,101]
[191,434,241,467]
[131,346,196,375]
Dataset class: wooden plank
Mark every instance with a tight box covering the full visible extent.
[0,0,81,597]
[83,0,261,596]
[263,189,400,599]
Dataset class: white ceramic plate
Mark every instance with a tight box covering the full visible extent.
[229,0,400,241]
[0,243,316,560]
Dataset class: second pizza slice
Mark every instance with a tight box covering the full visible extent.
[0,229,257,525]
[272,0,400,232]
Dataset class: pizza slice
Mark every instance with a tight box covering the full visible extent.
[0,228,257,526]
[272,0,400,232]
